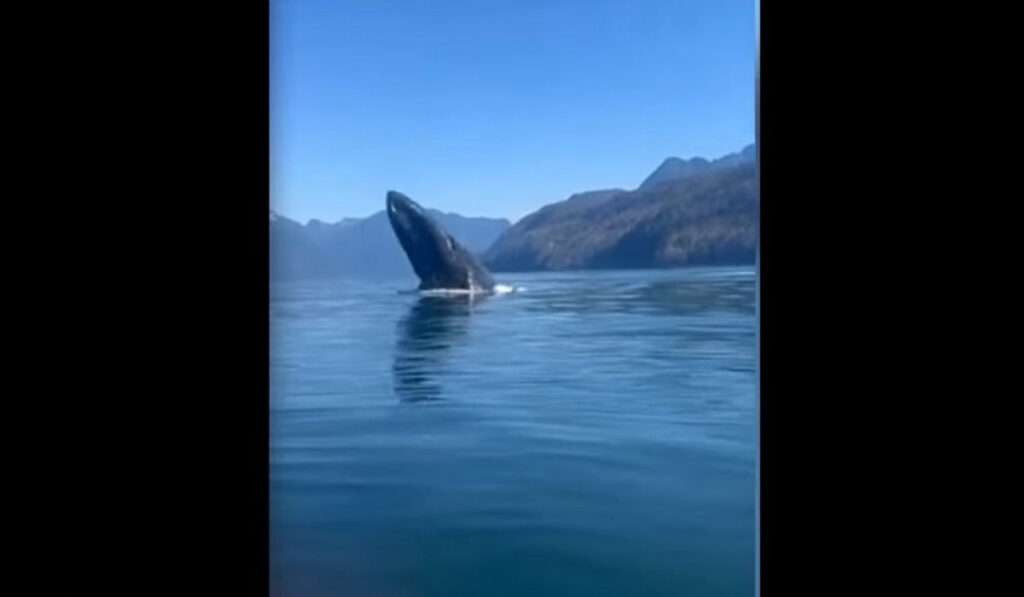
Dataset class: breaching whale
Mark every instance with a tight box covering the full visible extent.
[386,191,497,293]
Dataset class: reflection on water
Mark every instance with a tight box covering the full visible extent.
[392,295,483,402]
[271,267,756,597]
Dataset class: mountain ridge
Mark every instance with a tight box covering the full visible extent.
[639,143,755,190]
[483,143,756,272]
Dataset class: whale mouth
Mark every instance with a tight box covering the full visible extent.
[386,190,497,292]
[386,191,451,281]
[387,191,422,217]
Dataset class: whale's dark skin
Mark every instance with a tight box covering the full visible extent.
[386,191,497,292]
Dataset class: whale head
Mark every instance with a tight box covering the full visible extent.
[386,191,496,292]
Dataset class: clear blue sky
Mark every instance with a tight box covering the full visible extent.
[271,0,755,224]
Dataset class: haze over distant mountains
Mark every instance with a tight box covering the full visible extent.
[270,143,755,280]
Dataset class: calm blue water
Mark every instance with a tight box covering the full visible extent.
[270,267,756,597]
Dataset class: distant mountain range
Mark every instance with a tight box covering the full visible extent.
[270,143,755,279]
[270,207,510,280]
[483,144,756,271]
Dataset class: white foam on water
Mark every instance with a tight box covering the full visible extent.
[412,283,519,297]
[419,288,480,296]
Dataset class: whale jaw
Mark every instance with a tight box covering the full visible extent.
[386,191,497,292]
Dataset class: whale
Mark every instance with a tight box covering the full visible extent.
[386,191,497,293]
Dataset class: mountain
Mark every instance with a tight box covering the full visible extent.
[270,210,333,280]
[639,143,755,190]
[639,157,712,190]
[270,207,510,281]
[483,145,755,272]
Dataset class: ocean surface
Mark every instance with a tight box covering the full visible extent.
[270,267,756,597]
